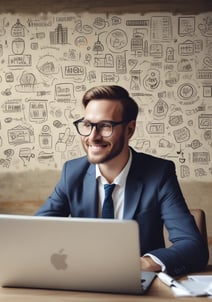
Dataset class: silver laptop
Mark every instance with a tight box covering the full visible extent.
[0,214,155,294]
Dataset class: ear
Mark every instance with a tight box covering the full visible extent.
[126,120,136,139]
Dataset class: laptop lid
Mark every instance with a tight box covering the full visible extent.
[0,214,155,294]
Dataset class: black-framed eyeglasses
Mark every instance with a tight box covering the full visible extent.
[73,118,128,137]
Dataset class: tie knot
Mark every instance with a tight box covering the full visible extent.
[104,184,116,196]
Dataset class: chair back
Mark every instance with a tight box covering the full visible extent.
[164,208,208,247]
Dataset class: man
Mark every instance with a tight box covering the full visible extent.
[36,85,208,276]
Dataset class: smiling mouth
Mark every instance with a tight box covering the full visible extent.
[88,143,108,152]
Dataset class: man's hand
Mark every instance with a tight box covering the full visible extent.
[140,256,162,272]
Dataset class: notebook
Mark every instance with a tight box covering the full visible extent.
[0,214,155,295]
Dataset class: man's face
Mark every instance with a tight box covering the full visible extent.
[81,99,131,165]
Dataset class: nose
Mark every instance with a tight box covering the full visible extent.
[89,125,102,139]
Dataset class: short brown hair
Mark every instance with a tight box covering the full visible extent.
[82,85,138,121]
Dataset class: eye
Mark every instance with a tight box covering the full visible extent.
[83,121,92,128]
[99,122,111,129]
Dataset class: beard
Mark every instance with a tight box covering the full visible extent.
[82,131,126,165]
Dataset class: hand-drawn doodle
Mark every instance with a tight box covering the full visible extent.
[101,72,119,83]
[64,108,78,121]
[165,71,179,87]
[8,54,32,67]
[193,151,210,165]
[106,29,128,52]
[61,65,86,82]
[180,165,190,178]
[12,38,25,55]
[197,69,212,80]
[38,151,54,164]
[39,125,52,149]
[116,52,127,74]
[94,54,114,67]
[55,128,72,152]
[177,82,198,104]
[87,70,97,82]
[150,44,163,58]
[173,127,190,143]
[134,139,151,151]
[0,18,7,36]
[74,20,93,34]
[50,24,68,44]
[111,16,122,26]
[187,139,202,149]
[37,55,60,76]
[54,83,75,103]
[27,100,48,123]
[1,87,12,96]
[198,114,212,129]
[8,125,34,145]
[146,123,165,134]
[177,58,193,72]
[11,19,25,37]
[195,168,207,177]
[165,47,176,63]
[0,149,14,168]
[198,16,212,37]
[53,120,66,128]
[204,130,212,141]
[93,32,105,54]
[5,72,14,82]
[194,40,203,53]
[130,29,144,55]
[158,138,173,148]
[126,19,149,27]
[178,17,195,36]
[74,36,88,47]
[27,17,53,27]
[153,96,168,119]
[2,99,23,113]
[203,56,212,69]
[93,17,109,30]
[150,16,172,42]
[143,69,160,91]
[19,147,35,166]
[178,40,195,56]
[130,70,141,91]
[4,117,23,123]
[168,115,183,127]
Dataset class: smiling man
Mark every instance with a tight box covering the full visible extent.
[36,85,208,276]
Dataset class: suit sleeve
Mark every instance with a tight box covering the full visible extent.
[149,160,209,276]
[35,161,71,216]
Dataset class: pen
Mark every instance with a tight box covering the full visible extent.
[157,272,191,294]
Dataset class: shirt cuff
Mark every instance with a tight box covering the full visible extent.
[144,253,166,272]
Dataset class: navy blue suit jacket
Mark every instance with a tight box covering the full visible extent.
[36,148,209,276]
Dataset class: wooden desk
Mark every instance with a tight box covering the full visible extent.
[0,268,212,302]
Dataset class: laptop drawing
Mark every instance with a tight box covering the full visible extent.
[0,214,155,295]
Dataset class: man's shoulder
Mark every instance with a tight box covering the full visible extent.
[61,155,94,180]
[131,148,175,168]
[65,155,88,165]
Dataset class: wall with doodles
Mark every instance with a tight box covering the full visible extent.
[0,12,212,181]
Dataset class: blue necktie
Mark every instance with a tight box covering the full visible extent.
[102,184,116,219]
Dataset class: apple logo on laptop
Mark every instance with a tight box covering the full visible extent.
[50,249,68,270]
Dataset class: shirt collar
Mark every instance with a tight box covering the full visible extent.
[96,149,132,186]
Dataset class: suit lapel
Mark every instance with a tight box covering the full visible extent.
[123,151,144,219]
[83,164,98,218]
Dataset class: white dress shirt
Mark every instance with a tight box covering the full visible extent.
[96,148,166,271]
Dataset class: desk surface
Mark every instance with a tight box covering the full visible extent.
[1,267,212,302]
